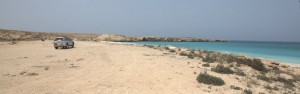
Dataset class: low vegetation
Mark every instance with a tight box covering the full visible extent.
[257,74,296,90]
[212,64,234,74]
[202,56,217,63]
[244,89,253,94]
[147,44,299,93]
[275,77,295,89]
[196,72,225,86]
[230,85,242,90]
[265,85,279,91]
[235,69,246,76]
[177,48,268,72]
[169,49,176,53]
[202,63,210,67]
[257,74,272,83]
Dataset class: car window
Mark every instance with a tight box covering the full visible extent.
[54,38,63,41]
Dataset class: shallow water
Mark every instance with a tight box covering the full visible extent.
[130,41,300,64]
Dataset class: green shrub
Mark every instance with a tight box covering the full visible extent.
[257,75,272,83]
[230,85,242,90]
[265,85,272,90]
[164,47,170,50]
[244,89,253,94]
[169,49,176,53]
[146,45,154,48]
[179,52,187,56]
[265,85,279,91]
[236,58,267,72]
[275,77,295,88]
[202,63,210,67]
[250,59,267,72]
[179,52,194,59]
[202,56,217,63]
[212,64,234,74]
[235,69,246,76]
[196,73,225,86]
[187,54,194,59]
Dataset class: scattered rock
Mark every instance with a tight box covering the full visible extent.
[26,72,39,76]
[31,66,49,71]
[20,71,27,75]
[44,67,49,70]
[69,66,79,68]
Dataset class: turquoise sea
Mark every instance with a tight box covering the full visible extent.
[130,41,300,64]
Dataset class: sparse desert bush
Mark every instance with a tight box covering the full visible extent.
[230,85,242,90]
[257,75,272,83]
[179,52,187,56]
[275,77,295,89]
[187,54,194,59]
[244,89,253,94]
[265,85,272,90]
[196,73,225,86]
[169,49,176,53]
[212,64,234,74]
[179,52,194,59]
[293,75,300,82]
[145,45,154,48]
[265,85,279,91]
[235,68,246,76]
[250,59,267,72]
[202,56,217,63]
[202,63,210,67]
[270,67,281,74]
[235,58,267,72]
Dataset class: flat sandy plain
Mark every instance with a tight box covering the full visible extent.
[0,41,298,94]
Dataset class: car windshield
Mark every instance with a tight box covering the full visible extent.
[54,38,63,41]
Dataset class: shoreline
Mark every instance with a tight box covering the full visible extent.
[120,42,300,67]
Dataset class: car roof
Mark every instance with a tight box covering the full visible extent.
[55,37,68,38]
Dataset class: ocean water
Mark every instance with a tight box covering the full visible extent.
[130,41,300,64]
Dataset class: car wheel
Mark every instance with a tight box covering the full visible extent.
[66,44,69,49]
[72,42,74,48]
[55,47,58,49]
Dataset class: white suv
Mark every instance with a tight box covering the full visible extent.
[53,37,74,49]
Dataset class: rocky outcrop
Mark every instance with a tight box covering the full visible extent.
[0,29,226,42]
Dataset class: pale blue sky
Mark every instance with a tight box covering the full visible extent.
[0,0,300,42]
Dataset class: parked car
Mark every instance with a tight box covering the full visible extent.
[53,37,74,49]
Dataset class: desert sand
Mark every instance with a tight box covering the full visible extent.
[0,41,299,94]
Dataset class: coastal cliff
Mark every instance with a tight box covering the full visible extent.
[0,29,226,42]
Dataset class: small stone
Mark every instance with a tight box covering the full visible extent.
[20,71,27,75]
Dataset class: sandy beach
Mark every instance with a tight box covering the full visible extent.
[0,41,299,94]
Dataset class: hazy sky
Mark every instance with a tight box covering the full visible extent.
[1,0,300,42]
